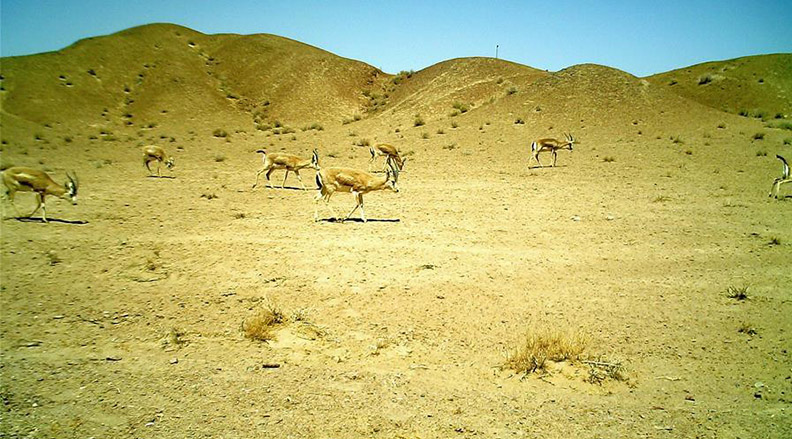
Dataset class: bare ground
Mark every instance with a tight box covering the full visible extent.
[1,120,791,438]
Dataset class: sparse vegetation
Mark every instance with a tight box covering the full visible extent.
[726,286,749,301]
[414,115,425,127]
[584,357,628,385]
[504,327,587,374]
[507,86,518,95]
[452,102,470,114]
[766,121,792,130]
[752,132,765,140]
[653,195,671,203]
[698,75,713,85]
[671,136,684,144]
[213,129,228,138]
[737,322,757,336]
[242,302,285,342]
[603,156,615,162]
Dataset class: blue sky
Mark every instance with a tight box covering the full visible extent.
[1,0,790,76]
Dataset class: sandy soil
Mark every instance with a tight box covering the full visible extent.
[1,112,791,439]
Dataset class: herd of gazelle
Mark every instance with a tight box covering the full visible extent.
[2,134,791,223]
[251,145,401,222]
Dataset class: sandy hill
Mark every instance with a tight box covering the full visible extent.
[647,53,792,118]
[0,23,385,135]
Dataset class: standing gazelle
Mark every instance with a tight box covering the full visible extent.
[253,149,319,190]
[769,155,791,199]
[314,158,400,222]
[1,167,78,223]
[369,144,406,171]
[142,145,175,176]
[528,133,576,168]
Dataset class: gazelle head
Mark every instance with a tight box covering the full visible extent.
[564,133,576,151]
[385,157,400,193]
[65,172,79,204]
[311,149,320,170]
[165,157,175,169]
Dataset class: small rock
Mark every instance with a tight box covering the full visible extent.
[170,358,179,364]
[571,215,581,222]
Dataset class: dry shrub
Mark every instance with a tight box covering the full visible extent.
[726,286,749,301]
[584,356,628,385]
[243,301,285,342]
[505,327,587,374]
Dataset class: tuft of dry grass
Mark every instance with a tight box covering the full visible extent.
[726,286,749,301]
[243,301,285,342]
[584,356,628,385]
[505,327,587,374]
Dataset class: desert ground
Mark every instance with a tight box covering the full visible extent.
[1,24,791,438]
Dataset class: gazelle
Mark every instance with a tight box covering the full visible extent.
[769,155,791,199]
[369,143,406,171]
[253,149,319,190]
[1,167,78,223]
[143,145,175,176]
[314,157,400,222]
[528,133,576,168]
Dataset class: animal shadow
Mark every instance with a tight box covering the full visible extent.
[318,217,400,223]
[10,217,89,225]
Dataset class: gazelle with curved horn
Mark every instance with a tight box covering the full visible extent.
[369,143,406,171]
[314,157,400,222]
[528,133,576,168]
[253,149,319,190]
[142,145,175,176]
[1,167,79,222]
[769,155,791,199]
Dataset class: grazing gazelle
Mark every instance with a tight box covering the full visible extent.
[314,158,400,222]
[369,143,406,171]
[769,155,791,199]
[142,145,175,176]
[253,149,319,190]
[1,167,78,222]
[528,133,576,168]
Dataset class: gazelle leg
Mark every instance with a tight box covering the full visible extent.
[314,191,339,221]
[551,151,558,167]
[3,189,23,218]
[41,196,48,223]
[770,178,780,197]
[344,191,361,221]
[145,160,153,176]
[294,170,307,190]
[29,193,43,220]
[358,193,367,222]
[282,170,289,189]
[774,179,792,198]
[252,168,266,189]
[535,153,544,168]
[265,169,274,188]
